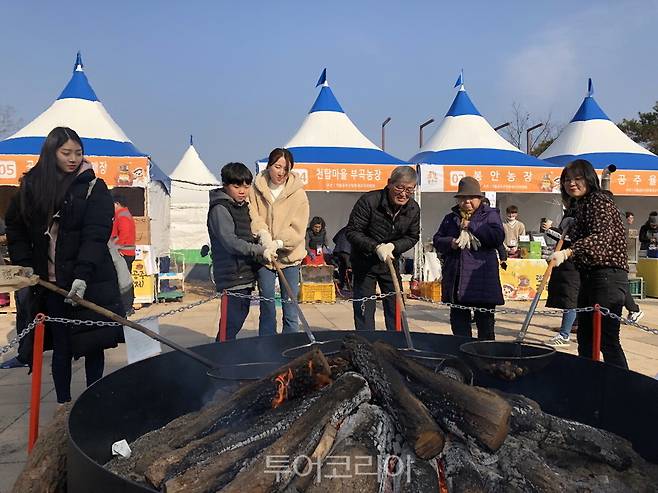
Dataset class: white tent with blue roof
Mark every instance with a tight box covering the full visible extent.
[540,79,658,173]
[257,69,409,246]
[409,73,565,247]
[169,136,219,264]
[0,53,170,274]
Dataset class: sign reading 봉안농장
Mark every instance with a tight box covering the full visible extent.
[419,164,658,196]
[0,155,150,188]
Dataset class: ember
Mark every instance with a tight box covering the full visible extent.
[104,339,658,493]
[272,368,294,409]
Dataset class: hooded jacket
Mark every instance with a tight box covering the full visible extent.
[208,188,264,290]
[248,170,309,268]
[434,204,505,306]
[6,166,124,357]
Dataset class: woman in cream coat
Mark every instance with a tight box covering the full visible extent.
[249,148,309,335]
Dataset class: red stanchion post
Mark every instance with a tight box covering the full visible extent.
[395,296,402,332]
[592,304,602,362]
[217,290,228,342]
[28,314,46,454]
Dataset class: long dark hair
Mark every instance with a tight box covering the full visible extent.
[559,159,600,206]
[266,148,294,171]
[19,127,84,222]
[308,216,326,232]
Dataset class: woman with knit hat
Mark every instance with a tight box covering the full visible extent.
[433,176,505,339]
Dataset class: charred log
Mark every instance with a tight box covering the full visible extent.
[375,341,511,452]
[297,403,398,493]
[220,372,371,493]
[344,336,445,459]
[147,392,321,489]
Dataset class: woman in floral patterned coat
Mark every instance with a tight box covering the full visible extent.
[548,159,629,369]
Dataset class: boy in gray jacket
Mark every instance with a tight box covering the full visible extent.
[207,162,277,339]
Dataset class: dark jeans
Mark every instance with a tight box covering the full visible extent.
[123,255,135,273]
[449,305,496,340]
[577,268,628,369]
[258,266,300,336]
[216,288,252,341]
[352,267,399,331]
[45,292,104,403]
[624,287,640,312]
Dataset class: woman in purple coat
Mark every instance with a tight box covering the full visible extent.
[433,177,505,340]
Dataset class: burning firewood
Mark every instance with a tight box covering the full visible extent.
[374,341,512,453]
[219,372,371,493]
[343,335,446,460]
[302,403,398,493]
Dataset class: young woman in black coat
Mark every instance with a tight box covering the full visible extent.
[5,127,125,404]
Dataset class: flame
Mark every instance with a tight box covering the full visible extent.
[272,368,294,409]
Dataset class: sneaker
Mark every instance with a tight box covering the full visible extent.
[0,357,29,369]
[546,334,570,347]
[629,310,645,323]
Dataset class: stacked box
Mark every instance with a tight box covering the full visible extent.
[299,283,336,303]
[420,281,441,302]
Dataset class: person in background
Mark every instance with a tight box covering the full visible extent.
[545,207,578,347]
[332,225,352,290]
[481,197,507,270]
[249,148,309,335]
[110,193,136,273]
[5,127,124,403]
[304,216,328,266]
[549,159,629,369]
[346,166,420,331]
[434,177,504,340]
[208,162,271,340]
[625,211,635,227]
[638,212,658,250]
[503,205,526,252]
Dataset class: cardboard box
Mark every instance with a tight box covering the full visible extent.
[134,216,150,245]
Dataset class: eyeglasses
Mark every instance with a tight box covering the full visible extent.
[392,184,416,195]
[563,176,585,184]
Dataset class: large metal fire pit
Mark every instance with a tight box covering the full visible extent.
[67,331,658,492]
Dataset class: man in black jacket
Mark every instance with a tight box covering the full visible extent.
[346,166,420,331]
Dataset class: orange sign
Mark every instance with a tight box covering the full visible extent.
[607,170,658,196]
[287,163,398,191]
[442,166,563,193]
[0,154,150,187]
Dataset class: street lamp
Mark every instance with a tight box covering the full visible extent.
[419,118,434,148]
[494,122,511,132]
[526,123,544,154]
[381,117,392,150]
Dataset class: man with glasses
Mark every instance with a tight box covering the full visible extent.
[346,166,420,331]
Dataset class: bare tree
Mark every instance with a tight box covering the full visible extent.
[502,102,558,155]
[0,105,23,140]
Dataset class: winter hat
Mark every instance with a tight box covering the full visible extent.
[454,176,484,198]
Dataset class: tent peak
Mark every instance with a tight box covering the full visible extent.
[74,51,84,72]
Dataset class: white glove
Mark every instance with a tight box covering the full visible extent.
[468,232,481,251]
[262,247,278,263]
[548,248,572,267]
[456,230,471,249]
[65,279,87,305]
[258,230,272,246]
[375,243,395,262]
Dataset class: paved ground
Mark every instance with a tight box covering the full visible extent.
[1,282,657,491]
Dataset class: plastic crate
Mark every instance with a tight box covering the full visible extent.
[299,283,336,303]
[629,277,644,299]
[420,281,441,302]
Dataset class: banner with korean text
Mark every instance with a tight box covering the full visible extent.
[419,164,658,196]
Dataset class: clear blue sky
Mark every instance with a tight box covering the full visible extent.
[3,0,657,174]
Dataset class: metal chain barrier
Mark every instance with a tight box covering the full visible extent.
[2,291,658,357]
